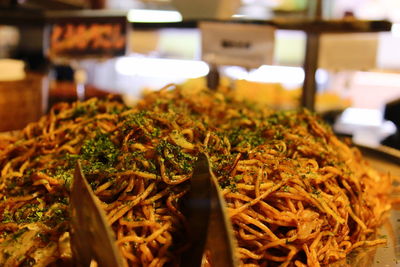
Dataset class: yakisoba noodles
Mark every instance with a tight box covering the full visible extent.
[0,86,392,266]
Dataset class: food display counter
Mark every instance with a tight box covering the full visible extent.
[0,1,399,266]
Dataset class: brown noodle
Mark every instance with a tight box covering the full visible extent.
[0,86,392,266]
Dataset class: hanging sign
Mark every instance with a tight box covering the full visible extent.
[319,33,378,71]
[45,12,128,59]
[200,21,275,68]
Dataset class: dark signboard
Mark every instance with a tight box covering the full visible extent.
[45,11,128,59]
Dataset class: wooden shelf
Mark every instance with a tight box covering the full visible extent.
[271,18,392,33]
[132,18,392,33]
[0,9,392,33]
[0,8,44,25]
[45,9,127,22]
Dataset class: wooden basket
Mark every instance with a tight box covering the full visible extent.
[0,73,43,132]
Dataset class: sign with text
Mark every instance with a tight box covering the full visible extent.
[200,21,275,68]
[46,19,127,59]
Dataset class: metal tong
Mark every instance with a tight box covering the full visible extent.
[181,153,238,267]
[70,161,125,267]
[70,154,238,267]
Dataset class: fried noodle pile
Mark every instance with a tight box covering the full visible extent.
[0,86,392,266]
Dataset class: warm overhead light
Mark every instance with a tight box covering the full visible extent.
[127,9,183,23]
[249,65,305,84]
[391,23,400,38]
[115,57,209,78]
[339,108,383,127]
[222,65,305,89]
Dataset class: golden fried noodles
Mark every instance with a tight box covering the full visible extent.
[0,86,392,267]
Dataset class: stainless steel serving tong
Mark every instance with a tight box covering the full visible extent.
[70,155,238,267]
[181,153,239,267]
[70,161,125,267]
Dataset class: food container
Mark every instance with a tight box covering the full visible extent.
[0,72,44,132]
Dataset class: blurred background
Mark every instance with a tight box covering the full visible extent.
[0,0,399,149]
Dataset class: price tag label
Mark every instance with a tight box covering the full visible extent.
[319,33,378,70]
[200,21,275,68]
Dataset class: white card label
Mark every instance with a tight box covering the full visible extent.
[200,21,275,68]
[318,33,378,71]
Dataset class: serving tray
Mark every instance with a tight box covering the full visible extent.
[341,145,400,266]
